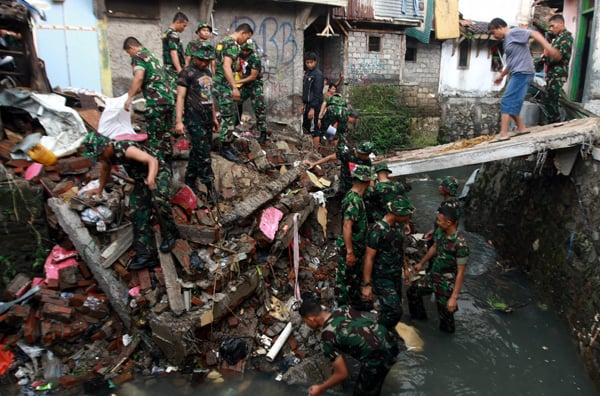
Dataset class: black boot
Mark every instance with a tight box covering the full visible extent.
[220,143,241,163]
[205,181,218,205]
[159,234,178,253]
[129,254,159,270]
[257,131,267,144]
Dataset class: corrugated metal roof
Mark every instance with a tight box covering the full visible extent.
[343,0,421,22]
[272,0,347,6]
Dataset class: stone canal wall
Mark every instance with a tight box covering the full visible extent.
[463,152,600,388]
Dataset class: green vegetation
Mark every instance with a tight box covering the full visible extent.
[0,255,16,287]
[348,84,411,154]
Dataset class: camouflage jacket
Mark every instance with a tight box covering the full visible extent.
[185,38,210,57]
[430,227,469,276]
[366,220,405,276]
[538,30,573,79]
[240,51,263,83]
[364,180,408,223]
[162,27,185,70]
[336,190,368,253]
[321,306,398,362]
[130,47,174,107]
[110,140,163,180]
[214,36,240,87]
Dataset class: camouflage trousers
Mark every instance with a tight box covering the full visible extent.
[335,246,365,308]
[240,82,267,133]
[130,166,179,256]
[373,273,404,332]
[185,120,214,187]
[406,272,456,333]
[213,83,237,143]
[145,104,174,161]
[543,75,566,123]
[354,347,398,396]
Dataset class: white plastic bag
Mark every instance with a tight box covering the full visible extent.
[98,94,135,138]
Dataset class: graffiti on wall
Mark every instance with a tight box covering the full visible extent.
[348,53,385,80]
[231,16,299,81]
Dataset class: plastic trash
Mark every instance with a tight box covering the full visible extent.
[219,338,248,365]
[0,345,14,375]
[42,351,62,380]
[81,205,114,226]
[27,142,57,166]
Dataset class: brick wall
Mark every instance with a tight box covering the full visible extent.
[346,31,404,84]
[403,38,442,90]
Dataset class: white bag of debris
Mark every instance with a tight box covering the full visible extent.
[97,94,136,139]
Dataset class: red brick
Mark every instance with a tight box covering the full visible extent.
[41,296,70,307]
[112,372,134,385]
[137,268,152,291]
[42,303,74,322]
[69,294,86,307]
[77,260,92,279]
[58,375,80,388]
[113,263,131,281]
[191,296,204,307]
[7,304,30,325]
[4,273,32,300]
[57,156,91,174]
[46,278,60,289]
[23,308,40,344]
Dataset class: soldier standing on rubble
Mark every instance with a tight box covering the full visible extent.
[213,23,254,163]
[364,162,411,224]
[236,38,268,144]
[162,12,189,92]
[184,22,213,68]
[175,43,219,202]
[361,195,414,332]
[299,296,399,396]
[81,132,180,270]
[335,164,374,309]
[123,37,175,161]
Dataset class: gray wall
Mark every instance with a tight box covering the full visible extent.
[345,30,405,84]
[403,37,441,90]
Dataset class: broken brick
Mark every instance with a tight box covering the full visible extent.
[42,303,74,322]
[3,273,32,300]
[78,260,92,279]
[57,156,91,175]
[137,268,152,291]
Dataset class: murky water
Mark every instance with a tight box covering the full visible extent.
[57,167,599,395]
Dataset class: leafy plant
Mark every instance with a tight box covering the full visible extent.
[348,84,412,154]
[0,255,16,287]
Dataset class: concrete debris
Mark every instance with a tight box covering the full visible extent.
[1,87,385,393]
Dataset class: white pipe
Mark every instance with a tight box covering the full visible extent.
[265,322,293,362]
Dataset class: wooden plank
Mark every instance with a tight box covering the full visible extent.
[171,239,193,275]
[100,225,133,268]
[47,198,131,329]
[154,232,185,316]
[176,224,219,245]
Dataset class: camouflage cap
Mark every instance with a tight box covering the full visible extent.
[241,38,254,51]
[387,195,415,217]
[356,141,375,155]
[195,22,212,33]
[81,131,109,159]
[351,164,374,182]
[374,162,391,174]
[439,176,459,196]
[192,41,216,60]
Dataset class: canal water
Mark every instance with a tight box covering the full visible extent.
[49,167,600,395]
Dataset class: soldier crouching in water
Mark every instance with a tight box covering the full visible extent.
[81,132,180,270]
[299,296,399,396]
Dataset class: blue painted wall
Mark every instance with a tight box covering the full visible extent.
[36,0,102,92]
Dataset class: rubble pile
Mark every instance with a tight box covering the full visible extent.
[0,87,373,393]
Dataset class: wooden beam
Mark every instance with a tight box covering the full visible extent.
[154,232,185,316]
[47,198,131,329]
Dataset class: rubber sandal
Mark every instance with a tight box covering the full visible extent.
[490,136,511,143]
[512,130,531,136]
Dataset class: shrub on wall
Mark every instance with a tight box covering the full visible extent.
[348,84,411,154]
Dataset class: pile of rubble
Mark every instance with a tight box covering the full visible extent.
[0,87,362,393]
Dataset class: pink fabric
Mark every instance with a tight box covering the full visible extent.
[24,162,43,180]
[113,133,148,142]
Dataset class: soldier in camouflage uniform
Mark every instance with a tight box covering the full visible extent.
[336,164,374,309]
[407,205,469,333]
[184,22,213,68]
[424,176,463,242]
[213,23,254,163]
[81,132,180,270]
[364,162,411,223]
[123,37,175,161]
[162,12,188,93]
[316,91,348,149]
[175,43,218,201]
[299,297,399,396]
[237,38,268,144]
[362,196,415,332]
[535,14,573,124]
